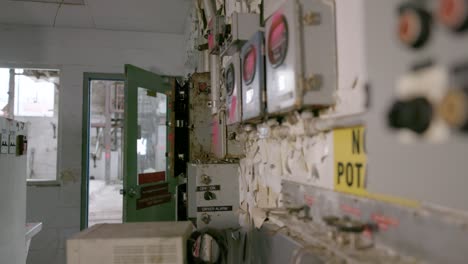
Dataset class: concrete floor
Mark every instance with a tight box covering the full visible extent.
[88,179,123,227]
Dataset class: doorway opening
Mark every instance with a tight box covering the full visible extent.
[81,73,125,229]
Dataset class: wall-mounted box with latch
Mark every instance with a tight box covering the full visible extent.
[265,0,337,115]
[187,163,239,229]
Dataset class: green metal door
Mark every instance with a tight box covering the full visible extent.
[123,64,176,222]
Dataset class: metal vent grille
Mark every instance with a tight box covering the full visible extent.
[11,0,85,5]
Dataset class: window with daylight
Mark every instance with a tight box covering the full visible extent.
[0,68,60,181]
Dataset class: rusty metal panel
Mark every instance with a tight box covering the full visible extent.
[189,73,213,161]
[226,124,243,159]
[282,180,468,264]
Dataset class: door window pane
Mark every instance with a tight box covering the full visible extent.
[137,88,167,184]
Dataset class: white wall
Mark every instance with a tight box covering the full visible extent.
[0,24,185,264]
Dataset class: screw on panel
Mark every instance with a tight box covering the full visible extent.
[201,174,212,185]
[201,213,211,224]
[304,75,323,91]
[303,12,321,26]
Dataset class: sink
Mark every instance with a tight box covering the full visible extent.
[25,222,42,256]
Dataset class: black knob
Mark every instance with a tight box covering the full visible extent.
[204,191,216,200]
[388,97,433,134]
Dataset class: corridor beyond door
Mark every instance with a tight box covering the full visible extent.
[87,79,125,227]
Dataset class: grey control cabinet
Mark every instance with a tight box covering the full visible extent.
[265,0,337,115]
[365,0,468,211]
[187,163,240,229]
[225,53,242,125]
[241,31,266,123]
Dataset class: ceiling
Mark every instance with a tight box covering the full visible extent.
[0,0,191,34]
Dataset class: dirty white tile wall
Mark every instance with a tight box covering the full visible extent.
[0,24,185,264]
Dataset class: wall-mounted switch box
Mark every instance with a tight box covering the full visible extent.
[222,12,260,56]
[265,0,337,115]
[8,134,16,154]
[225,53,242,125]
[241,31,266,123]
[0,133,8,154]
[1,118,9,154]
[187,163,239,229]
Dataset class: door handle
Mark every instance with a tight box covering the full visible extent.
[120,188,137,198]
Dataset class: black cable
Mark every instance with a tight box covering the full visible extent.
[53,0,65,27]
[187,228,229,264]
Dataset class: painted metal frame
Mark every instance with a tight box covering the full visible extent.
[123,64,176,222]
[80,72,125,230]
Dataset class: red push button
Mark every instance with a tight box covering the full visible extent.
[397,6,431,48]
[438,0,468,32]
[398,11,421,45]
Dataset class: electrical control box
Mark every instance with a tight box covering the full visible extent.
[187,163,239,229]
[241,31,266,123]
[225,53,242,125]
[189,73,212,161]
[0,119,27,156]
[0,117,28,264]
[265,0,337,115]
[0,123,8,154]
[264,0,286,21]
[222,12,260,56]
[365,0,468,211]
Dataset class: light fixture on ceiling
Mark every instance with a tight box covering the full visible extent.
[10,0,84,5]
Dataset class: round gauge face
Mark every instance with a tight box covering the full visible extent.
[243,45,257,85]
[225,63,235,96]
[268,13,288,68]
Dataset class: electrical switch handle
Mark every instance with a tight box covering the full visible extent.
[204,191,216,200]
[388,97,433,134]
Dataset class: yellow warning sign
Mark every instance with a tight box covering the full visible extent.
[334,126,367,196]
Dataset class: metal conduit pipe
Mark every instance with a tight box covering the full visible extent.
[210,55,220,114]
[202,0,216,20]
[203,0,220,114]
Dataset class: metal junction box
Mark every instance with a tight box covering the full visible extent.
[231,13,260,43]
[189,73,212,161]
[265,0,337,115]
[222,12,261,56]
[187,163,239,229]
[241,31,266,123]
[225,53,242,125]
